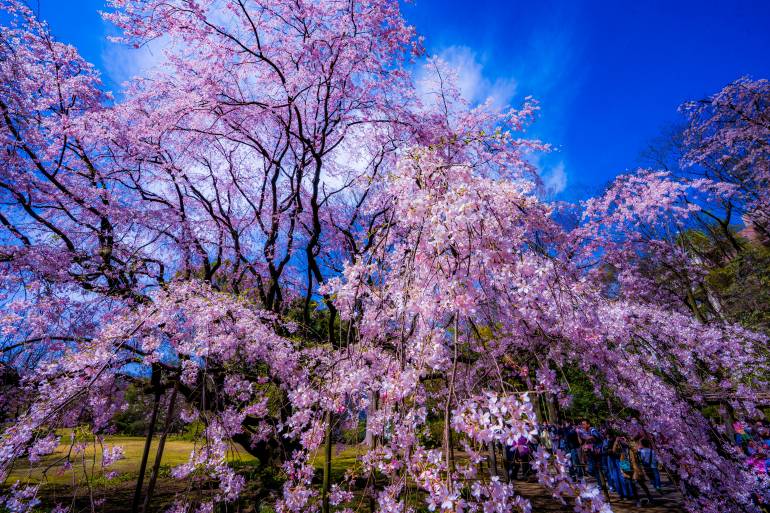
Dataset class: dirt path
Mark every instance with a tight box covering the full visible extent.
[23,478,686,513]
[514,479,684,512]
[25,478,686,513]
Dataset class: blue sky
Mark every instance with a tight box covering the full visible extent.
[34,0,770,199]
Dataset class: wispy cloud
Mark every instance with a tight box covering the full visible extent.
[100,35,170,87]
[416,45,517,110]
[542,160,568,195]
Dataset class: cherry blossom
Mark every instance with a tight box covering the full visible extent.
[0,1,767,513]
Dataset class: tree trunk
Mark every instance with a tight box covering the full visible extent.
[321,410,333,513]
[488,441,498,477]
[444,316,459,478]
[142,386,178,513]
[545,394,560,424]
[132,366,161,513]
[721,401,737,443]
[367,392,379,513]
[364,392,378,448]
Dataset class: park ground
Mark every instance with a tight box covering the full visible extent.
[3,436,684,512]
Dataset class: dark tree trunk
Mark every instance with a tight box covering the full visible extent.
[142,386,178,513]
[488,442,498,477]
[321,410,333,513]
[132,366,162,513]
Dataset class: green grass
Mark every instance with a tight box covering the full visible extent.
[310,444,368,483]
[308,445,435,512]
[6,434,256,486]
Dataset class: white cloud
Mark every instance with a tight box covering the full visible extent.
[542,161,568,194]
[98,0,236,87]
[100,36,170,86]
[416,45,517,110]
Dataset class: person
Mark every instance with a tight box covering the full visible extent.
[610,433,632,499]
[540,424,553,451]
[577,420,605,488]
[734,421,750,448]
[746,446,769,475]
[600,427,617,494]
[613,436,653,507]
[759,423,770,451]
[605,430,632,499]
[564,423,582,478]
[556,423,568,452]
[576,420,594,453]
[638,438,662,493]
[753,422,767,445]
[509,435,532,480]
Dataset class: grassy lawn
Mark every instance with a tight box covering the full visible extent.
[310,444,368,482]
[6,434,365,489]
[309,445,434,513]
[6,434,256,486]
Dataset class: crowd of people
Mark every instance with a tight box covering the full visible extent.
[504,420,664,507]
[503,419,770,507]
[734,421,770,476]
